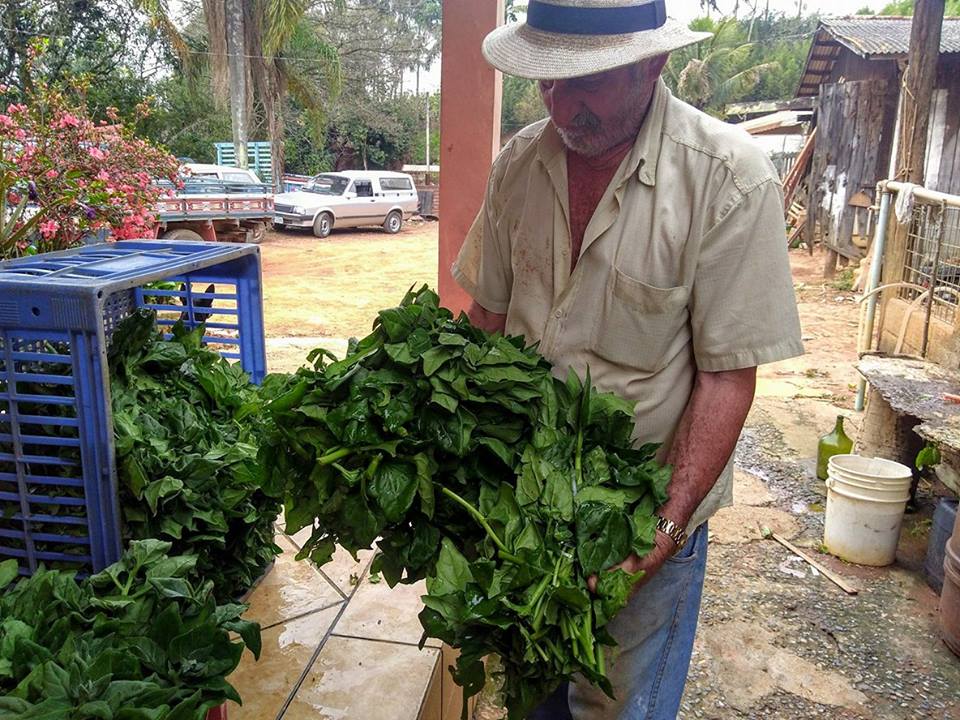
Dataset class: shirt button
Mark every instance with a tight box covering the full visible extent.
[554,310,562,319]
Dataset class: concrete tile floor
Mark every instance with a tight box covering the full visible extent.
[227,526,469,720]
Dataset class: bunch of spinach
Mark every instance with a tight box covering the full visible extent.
[260,287,671,719]
[0,540,261,719]
[109,310,281,601]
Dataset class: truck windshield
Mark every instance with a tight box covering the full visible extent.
[304,175,349,196]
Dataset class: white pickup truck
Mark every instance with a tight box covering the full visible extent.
[272,170,419,238]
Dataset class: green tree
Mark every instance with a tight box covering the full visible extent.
[859,0,960,13]
[141,0,343,184]
[0,0,176,130]
[325,94,425,171]
[137,73,232,162]
[667,19,779,114]
[501,75,545,138]
[665,13,819,114]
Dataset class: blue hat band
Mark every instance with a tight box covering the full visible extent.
[526,0,667,36]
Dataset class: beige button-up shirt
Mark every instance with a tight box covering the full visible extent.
[453,79,803,531]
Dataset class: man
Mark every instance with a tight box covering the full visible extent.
[452,1,804,718]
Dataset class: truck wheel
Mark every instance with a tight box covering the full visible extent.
[313,212,333,239]
[249,222,266,244]
[162,228,204,241]
[383,211,403,235]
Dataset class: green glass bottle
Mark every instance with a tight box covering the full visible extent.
[817,415,853,480]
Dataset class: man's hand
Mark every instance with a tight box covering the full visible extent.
[588,530,678,594]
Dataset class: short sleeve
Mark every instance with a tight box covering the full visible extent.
[451,153,514,315]
[690,179,804,372]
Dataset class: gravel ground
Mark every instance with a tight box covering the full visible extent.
[678,411,960,720]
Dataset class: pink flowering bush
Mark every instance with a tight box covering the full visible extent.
[0,52,181,257]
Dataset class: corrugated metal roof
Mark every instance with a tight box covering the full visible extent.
[796,16,960,97]
[822,16,960,57]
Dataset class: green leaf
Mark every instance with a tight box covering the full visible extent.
[370,460,419,522]
[142,477,184,515]
[576,502,633,575]
[421,346,459,376]
[430,538,473,596]
[595,567,644,626]
[0,559,18,589]
[251,287,675,718]
[413,454,436,519]
[916,443,941,470]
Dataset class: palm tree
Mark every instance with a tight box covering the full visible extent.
[666,19,778,116]
[140,0,342,185]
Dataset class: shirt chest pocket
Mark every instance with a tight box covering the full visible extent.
[591,268,691,374]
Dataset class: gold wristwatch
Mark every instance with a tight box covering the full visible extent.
[656,516,688,551]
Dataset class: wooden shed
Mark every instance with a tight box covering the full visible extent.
[797,16,960,263]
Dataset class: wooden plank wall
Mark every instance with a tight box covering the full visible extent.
[808,79,886,259]
[937,58,960,196]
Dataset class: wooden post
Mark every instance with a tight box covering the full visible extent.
[895,0,945,185]
[437,0,505,316]
[857,0,946,495]
[880,2,946,337]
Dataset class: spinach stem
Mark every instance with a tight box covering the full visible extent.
[439,486,521,564]
[574,429,584,493]
[318,447,352,465]
[581,609,596,667]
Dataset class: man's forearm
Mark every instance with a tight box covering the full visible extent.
[660,367,757,530]
[466,300,507,334]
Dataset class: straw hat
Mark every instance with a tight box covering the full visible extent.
[483,0,712,80]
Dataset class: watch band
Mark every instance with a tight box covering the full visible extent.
[656,515,688,550]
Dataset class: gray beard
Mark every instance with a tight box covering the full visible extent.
[555,89,647,158]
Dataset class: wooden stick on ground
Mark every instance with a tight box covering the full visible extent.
[761,527,860,596]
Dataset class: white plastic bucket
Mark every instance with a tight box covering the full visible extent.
[828,454,912,485]
[823,455,912,567]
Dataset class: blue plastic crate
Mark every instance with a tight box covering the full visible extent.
[0,240,267,578]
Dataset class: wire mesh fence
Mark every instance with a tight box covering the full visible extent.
[899,200,960,324]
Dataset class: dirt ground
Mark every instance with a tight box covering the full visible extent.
[259,220,438,372]
[259,226,960,719]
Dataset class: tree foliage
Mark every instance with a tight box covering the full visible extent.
[858,0,960,14]
[0,0,170,94]
[664,13,819,115]
[305,0,441,172]
[501,75,546,137]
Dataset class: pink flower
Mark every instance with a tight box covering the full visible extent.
[45,169,58,179]
[6,104,26,114]
[0,115,14,129]
[87,146,107,161]
[96,170,110,182]
[13,129,25,140]
[54,113,80,129]
[39,219,59,239]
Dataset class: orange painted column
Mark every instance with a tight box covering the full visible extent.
[437,0,504,316]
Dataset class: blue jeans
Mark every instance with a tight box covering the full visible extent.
[528,523,708,720]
